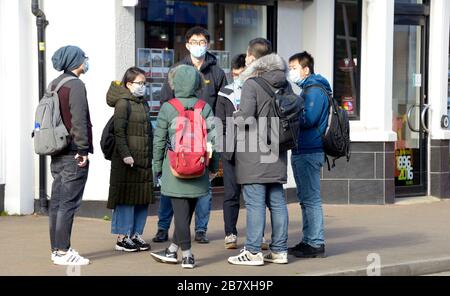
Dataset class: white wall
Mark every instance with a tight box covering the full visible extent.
[36,0,136,202]
[0,0,37,214]
[352,0,397,142]
[428,0,450,140]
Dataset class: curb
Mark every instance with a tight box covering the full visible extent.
[304,257,450,276]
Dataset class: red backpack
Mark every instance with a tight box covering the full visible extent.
[167,98,209,179]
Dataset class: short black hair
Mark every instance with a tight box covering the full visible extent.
[247,38,272,59]
[122,67,146,90]
[185,26,210,43]
[231,54,246,70]
[289,51,315,74]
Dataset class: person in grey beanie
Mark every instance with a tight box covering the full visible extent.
[48,45,93,266]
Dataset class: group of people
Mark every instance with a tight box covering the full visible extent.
[47,26,332,269]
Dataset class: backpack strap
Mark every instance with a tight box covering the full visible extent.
[193,99,207,111]
[168,98,186,116]
[252,77,276,98]
[49,76,78,93]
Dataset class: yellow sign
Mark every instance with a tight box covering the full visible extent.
[39,42,45,52]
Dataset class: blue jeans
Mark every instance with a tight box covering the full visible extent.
[291,152,325,247]
[157,186,212,233]
[111,204,148,236]
[243,183,288,253]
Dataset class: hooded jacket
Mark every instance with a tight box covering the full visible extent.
[295,74,331,154]
[232,54,290,185]
[153,65,218,198]
[160,52,227,112]
[106,81,154,209]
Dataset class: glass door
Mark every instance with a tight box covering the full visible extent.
[392,14,428,197]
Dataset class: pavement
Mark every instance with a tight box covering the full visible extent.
[1,200,450,276]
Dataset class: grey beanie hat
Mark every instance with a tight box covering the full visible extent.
[52,45,87,72]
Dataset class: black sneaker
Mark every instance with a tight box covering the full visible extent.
[181,255,196,269]
[288,242,307,255]
[132,234,151,251]
[291,243,326,258]
[195,231,209,244]
[115,236,139,252]
[152,229,168,243]
[150,248,178,264]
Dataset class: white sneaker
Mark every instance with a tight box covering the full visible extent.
[53,249,90,266]
[228,248,264,266]
[224,234,237,249]
[264,252,288,264]
[51,248,78,262]
[261,237,269,250]
[51,251,57,262]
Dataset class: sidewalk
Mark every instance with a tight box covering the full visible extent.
[1,200,450,276]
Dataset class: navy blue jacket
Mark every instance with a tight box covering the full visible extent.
[294,74,331,155]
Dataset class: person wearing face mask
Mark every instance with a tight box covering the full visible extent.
[287,51,331,259]
[106,67,154,253]
[153,26,227,245]
[215,54,245,249]
[48,45,93,266]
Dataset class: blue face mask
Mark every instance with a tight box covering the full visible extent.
[83,60,89,74]
[189,45,207,59]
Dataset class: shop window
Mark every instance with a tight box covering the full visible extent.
[333,0,362,120]
[136,0,270,113]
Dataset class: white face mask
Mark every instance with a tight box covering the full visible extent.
[189,45,207,59]
[132,84,146,97]
[288,69,302,84]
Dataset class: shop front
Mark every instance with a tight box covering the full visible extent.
[1,0,449,216]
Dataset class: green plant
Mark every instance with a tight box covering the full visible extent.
[103,215,111,221]
[0,211,9,217]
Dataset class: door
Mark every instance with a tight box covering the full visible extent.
[392,11,429,197]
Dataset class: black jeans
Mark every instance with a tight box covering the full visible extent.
[171,197,198,251]
[222,156,241,236]
[49,154,89,251]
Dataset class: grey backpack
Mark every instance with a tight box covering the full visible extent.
[33,77,77,155]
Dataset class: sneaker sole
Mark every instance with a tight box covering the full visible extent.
[139,247,151,251]
[264,258,288,264]
[293,252,326,259]
[115,245,139,252]
[227,259,264,266]
[225,243,237,249]
[150,253,178,264]
[181,264,196,269]
[53,261,90,266]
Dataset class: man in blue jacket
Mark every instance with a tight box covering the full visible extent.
[287,51,330,258]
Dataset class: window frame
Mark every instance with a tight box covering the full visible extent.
[333,0,363,121]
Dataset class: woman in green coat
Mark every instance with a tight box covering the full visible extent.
[107,67,154,253]
[150,65,218,269]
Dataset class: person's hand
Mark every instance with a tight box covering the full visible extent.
[74,154,88,168]
[123,156,134,167]
[153,173,162,187]
[209,172,218,181]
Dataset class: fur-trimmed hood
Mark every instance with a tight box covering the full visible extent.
[239,53,288,88]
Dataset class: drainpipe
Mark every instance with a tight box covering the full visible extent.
[32,0,49,215]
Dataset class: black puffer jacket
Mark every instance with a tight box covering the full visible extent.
[160,52,227,112]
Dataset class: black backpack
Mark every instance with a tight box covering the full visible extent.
[100,100,131,160]
[303,85,351,170]
[253,77,304,151]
